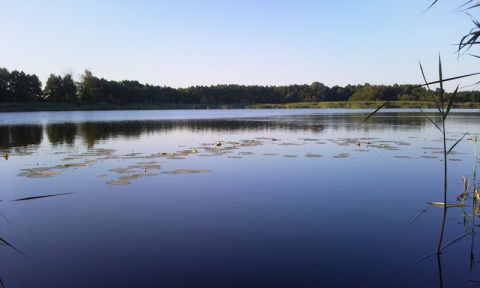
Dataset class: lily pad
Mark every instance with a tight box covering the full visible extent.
[18,168,60,178]
[305,153,322,158]
[283,155,297,158]
[106,180,132,185]
[118,173,158,180]
[162,169,211,174]
[109,167,135,173]
[334,153,350,158]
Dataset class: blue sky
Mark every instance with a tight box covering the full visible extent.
[1,1,478,91]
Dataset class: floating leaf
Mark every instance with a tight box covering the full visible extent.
[305,153,322,158]
[427,201,466,207]
[118,173,158,180]
[334,153,350,158]
[106,180,132,185]
[162,169,211,174]
[18,168,60,178]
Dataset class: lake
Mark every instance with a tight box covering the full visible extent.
[1,109,479,287]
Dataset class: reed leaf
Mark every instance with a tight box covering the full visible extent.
[419,61,442,113]
[447,133,469,155]
[0,213,9,225]
[0,236,28,258]
[420,109,443,132]
[424,0,439,13]
[360,100,390,124]
[444,85,459,120]
[428,201,466,207]
[466,3,480,10]
[419,61,431,90]
[420,72,480,87]
[12,192,73,201]
[440,231,471,250]
[459,1,477,10]
[459,19,480,52]
[439,56,445,108]
[410,205,430,223]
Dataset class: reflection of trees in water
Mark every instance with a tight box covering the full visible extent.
[46,123,77,146]
[0,124,42,147]
[1,112,475,149]
[69,114,430,147]
[78,119,326,148]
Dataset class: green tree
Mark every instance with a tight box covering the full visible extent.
[44,74,63,102]
[0,67,11,102]
[44,74,78,103]
[8,70,42,102]
[78,69,102,103]
[62,74,77,103]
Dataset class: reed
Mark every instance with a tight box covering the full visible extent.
[362,56,468,254]
[421,58,469,253]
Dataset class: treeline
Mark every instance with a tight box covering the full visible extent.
[1,67,479,105]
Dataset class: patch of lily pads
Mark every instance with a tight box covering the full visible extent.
[305,153,322,158]
[118,173,159,180]
[162,169,211,174]
[106,180,132,185]
[334,153,351,159]
[18,167,60,178]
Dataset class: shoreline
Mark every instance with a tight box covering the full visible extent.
[1,101,480,112]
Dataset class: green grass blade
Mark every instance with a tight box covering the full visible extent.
[420,109,443,132]
[419,61,431,90]
[447,132,468,155]
[423,0,439,13]
[419,61,442,113]
[466,3,480,10]
[438,55,444,108]
[360,100,390,124]
[444,85,459,120]
[419,72,480,87]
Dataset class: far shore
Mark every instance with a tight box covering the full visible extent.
[1,101,480,112]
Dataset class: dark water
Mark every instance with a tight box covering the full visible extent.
[1,109,479,287]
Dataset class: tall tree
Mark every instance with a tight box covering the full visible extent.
[0,67,11,102]
[78,69,102,103]
[8,70,42,102]
[44,73,77,103]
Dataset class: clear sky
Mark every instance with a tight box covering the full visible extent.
[1,1,478,91]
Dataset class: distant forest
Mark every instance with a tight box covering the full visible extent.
[1,67,479,105]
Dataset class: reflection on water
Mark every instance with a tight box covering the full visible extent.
[1,109,480,287]
[0,124,42,148]
[0,111,444,149]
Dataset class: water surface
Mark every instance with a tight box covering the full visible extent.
[1,109,479,287]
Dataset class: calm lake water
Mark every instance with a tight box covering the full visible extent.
[1,109,479,287]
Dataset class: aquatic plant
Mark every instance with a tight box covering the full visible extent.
[363,57,470,254]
